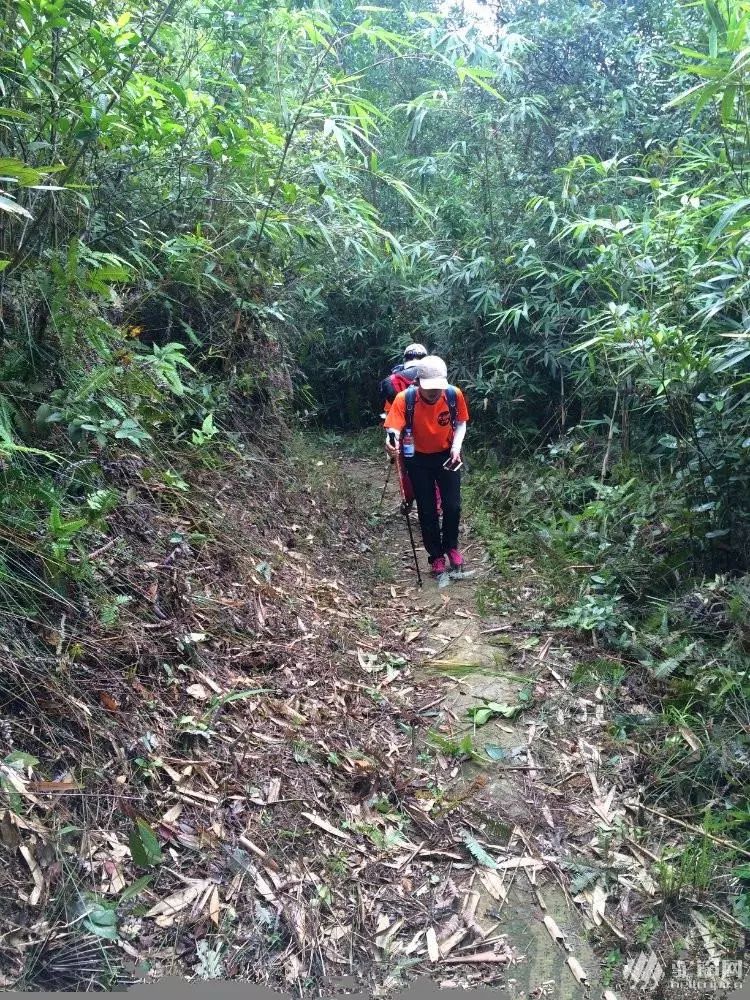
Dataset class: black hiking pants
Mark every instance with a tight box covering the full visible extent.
[405,450,461,562]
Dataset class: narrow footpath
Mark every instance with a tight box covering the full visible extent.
[354,453,601,999]
[4,440,739,997]
[358,443,746,1000]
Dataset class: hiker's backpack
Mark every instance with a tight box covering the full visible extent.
[404,385,458,435]
[380,369,415,406]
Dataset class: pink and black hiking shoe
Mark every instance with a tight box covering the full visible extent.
[431,556,447,576]
[447,549,464,570]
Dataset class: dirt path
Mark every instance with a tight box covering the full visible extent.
[8,439,739,996]
[3,438,609,996]
[358,447,748,1000]
[356,454,600,998]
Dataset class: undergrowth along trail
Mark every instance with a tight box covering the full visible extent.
[0,433,747,998]
[2,0,750,991]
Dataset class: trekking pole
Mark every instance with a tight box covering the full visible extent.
[388,432,423,588]
[377,457,393,513]
[403,498,423,587]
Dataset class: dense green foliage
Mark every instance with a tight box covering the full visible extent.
[3,0,748,552]
[298,0,750,575]
[0,0,498,615]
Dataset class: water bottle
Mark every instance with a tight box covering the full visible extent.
[402,428,415,458]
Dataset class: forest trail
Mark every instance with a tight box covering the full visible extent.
[355,454,601,998]
[4,441,740,997]
[3,0,750,991]
[0,441,604,996]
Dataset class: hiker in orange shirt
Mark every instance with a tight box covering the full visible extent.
[384,356,469,576]
[379,343,443,515]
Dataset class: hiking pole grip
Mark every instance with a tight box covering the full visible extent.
[386,431,397,467]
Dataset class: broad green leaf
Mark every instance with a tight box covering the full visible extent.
[708,197,750,241]
[4,751,39,769]
[721,84,737,123]
[323,118,347,154]
[0,109,33,121]
[312,163,328,190]
[468,706,494,726]
[455,64,506,101]
[705,0,727,37]
[84,901,118,940]
[484,701,523,718]
[712,346,750,372]
[129,818,162,868]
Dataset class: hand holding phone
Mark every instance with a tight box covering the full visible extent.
[443,454,462,471]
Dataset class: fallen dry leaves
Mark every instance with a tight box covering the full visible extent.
[0,453,743,998]
[145,879,215,928]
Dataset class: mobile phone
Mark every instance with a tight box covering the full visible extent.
[443,456,462,471]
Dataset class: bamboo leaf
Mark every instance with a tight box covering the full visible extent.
[708,197,750,241]
[129,818,163,868]
[0,193,31,219]
[463,833,499,869]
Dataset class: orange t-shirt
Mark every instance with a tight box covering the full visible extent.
[384,388,469,454]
